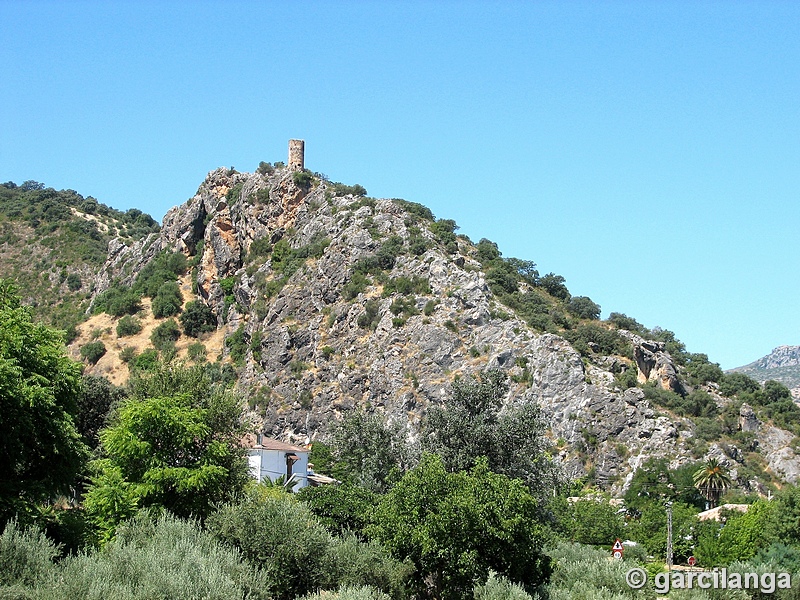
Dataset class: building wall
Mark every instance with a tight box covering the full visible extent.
[247,448,310,489]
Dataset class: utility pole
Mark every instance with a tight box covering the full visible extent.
[666,501,673,571]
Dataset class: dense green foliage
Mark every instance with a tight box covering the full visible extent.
[84,363,249,541]
[327,412,413,494]
[115,314,142,337]
[208,495,334,600]
[151,281,184,318]
[180,300,217,337]
[0,514,271,599]
[0,182,158,336]
[298,484,378,537]
[80,340,107,364]
[331,182,368,197]
[423,369,558,498]
[93,250,189,319]
[150,318,181,353]
[369,454,551,599]
[75,375,126,449]
[0,282,89,526]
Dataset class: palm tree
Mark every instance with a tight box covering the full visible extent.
[693,458,732,509]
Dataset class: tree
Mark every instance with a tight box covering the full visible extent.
[539,273,570,301]
[75,375,126,449]
[624,458,706,514]
[207,495,333,600]
[627,501,698,562]
[369,454,551,599]
[116,315,142,337]
[567,296,601,320]
[179,300,217,337]
[0,280,89,525]
[423,369,558,500]
[564,496,624,546]
[298,483,378,537]
[695,501,776,566]
[693,458,732,509]
[150,318,181,352]
[84,362,249,540]
[329,411,414,494]
[151,281,183,318]
[80,340,106,364]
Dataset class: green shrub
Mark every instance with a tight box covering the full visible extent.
[357,300,381,330]
[344,272,370,301]
[219,276,236,295]
[298,586,391,600]
[685,353,724,385]
[290,360,309,379]
[116,315,142,337]
[608,312,648,335]
[150,318,181,352]
[94,286,142,317]
[264,277,287,298]
[545,541,646,599]
[65,273,82,291]
[80,340,106,364]
[326,534,412,598]
[331,182,368,197]
[225,324,246,366]
[382,276,431,297]
[321,346,335,360]
[567,296,601,320]
[207,496,333,600]
[187,342,207,362]
[257,161,274,175]
[0,520,59,588]
[298,484,378,537]
[132,348,159,371]
[119,346,137,364]
[539,272,570,301]
[430,219,458,253]
[48,513,270,600]
[180,301,216,337]
[423,300,437,316]
[563,323,630,357]
[293,171,313,187]
[151,281,183,318]
[248,237,273,262]
[474,573,534,600]
[133,251,188,298]
[393,199,434,222]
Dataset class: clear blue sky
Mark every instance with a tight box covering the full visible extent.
[2,1,798,370]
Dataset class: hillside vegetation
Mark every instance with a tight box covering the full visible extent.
[3,161,800,599]
[0,180,159,340]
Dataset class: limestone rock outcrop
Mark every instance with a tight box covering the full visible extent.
[89,164,800,490]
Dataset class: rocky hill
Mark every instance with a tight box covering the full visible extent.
[731,346,800,400]
[5,154,800,494]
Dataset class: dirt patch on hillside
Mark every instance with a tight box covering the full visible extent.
[70,274,228,386]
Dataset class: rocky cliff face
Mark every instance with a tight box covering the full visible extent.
[89,166,800,490]
[731,346,800,401]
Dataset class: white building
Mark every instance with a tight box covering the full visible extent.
[244,434,311,490]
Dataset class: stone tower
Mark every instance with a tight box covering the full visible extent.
[288,139,305,171]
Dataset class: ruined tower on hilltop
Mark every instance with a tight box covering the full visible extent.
[288,139,305,171]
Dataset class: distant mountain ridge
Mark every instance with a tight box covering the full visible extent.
[730,346,800,400]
